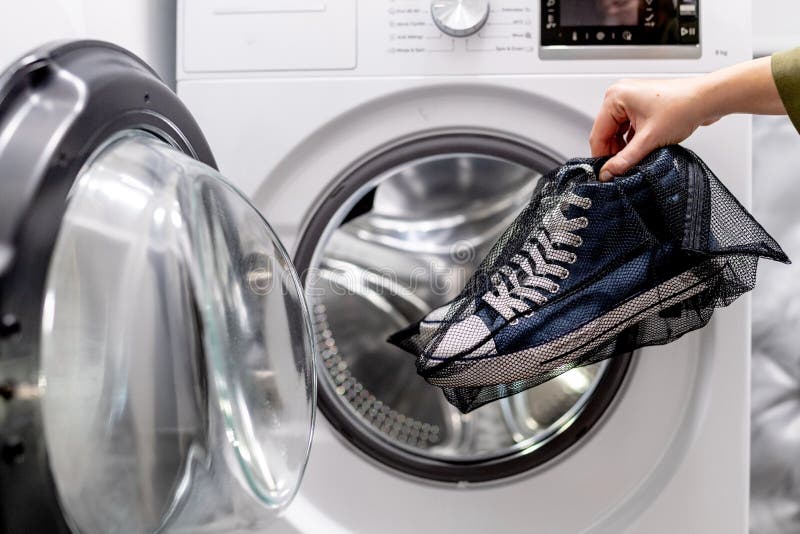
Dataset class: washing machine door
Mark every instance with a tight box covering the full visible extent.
[0,42,315,533]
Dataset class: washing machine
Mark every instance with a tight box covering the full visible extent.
[173,1,752,533]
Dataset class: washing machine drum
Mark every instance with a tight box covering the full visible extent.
[0,42,315,533]
[294,135,631,483]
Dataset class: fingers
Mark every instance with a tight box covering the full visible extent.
[590,88,631,157]
[589,109,623,157]
[592,77,705,181]
[598,131,654,182]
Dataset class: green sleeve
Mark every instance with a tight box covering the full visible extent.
[772,47,800,134]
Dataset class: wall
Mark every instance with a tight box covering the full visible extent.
[752,0,800,56]
[0,0,177,87]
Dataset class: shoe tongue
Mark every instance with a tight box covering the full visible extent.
[561,202,585,221]
[556,160,600,186]
[475,303,505,330]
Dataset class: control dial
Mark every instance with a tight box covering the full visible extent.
[431,0,490,38]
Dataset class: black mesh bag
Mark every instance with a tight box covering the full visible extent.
[388,145,789,413]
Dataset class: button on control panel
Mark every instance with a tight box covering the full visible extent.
[677,0,699,44]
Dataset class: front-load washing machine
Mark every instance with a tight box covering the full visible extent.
[0,1,754,533]
[175,1,753,533]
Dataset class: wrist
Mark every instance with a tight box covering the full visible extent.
[692,73,727,125]
[695,57,781,119]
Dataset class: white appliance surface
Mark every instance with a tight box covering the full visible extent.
[176,1,752,532]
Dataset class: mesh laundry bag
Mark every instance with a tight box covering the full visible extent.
[389,145,789,413]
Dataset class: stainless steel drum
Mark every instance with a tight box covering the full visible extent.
[295,135,631,482]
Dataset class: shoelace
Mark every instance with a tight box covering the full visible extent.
[482,170,594,322]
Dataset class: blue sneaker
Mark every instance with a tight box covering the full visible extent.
[389,145,788,412]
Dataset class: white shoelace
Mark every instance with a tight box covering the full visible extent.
[482,188,593,321]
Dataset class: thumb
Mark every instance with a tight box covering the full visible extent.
[599,133,654,182]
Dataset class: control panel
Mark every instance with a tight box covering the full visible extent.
[385,0,536,56]
[541,0,700,58]
[178,0,750,79]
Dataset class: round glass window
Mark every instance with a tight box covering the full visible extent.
[41,132,315,532]
[295,135,630,482]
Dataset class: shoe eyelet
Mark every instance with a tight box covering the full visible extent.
[560,271,570,280]
[509,318,520,326]
[567,253,578,264]
[583,199,592,210]
[579,217,589,228]
[550,284,560,294]
[574,236,584,247]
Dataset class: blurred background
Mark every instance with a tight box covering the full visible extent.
[751,4,800,533]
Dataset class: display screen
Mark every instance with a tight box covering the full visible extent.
[562,0,643,26]
[542,0,699,47]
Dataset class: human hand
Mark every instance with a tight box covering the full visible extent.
[590,56,786,182]
[590,77,718,182]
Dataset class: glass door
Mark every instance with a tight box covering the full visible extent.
[42,132,315,532]
[0,42,315,533]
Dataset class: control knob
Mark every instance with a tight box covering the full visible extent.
[430,0,490,38]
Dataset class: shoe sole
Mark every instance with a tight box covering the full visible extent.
[423,267,713,388]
